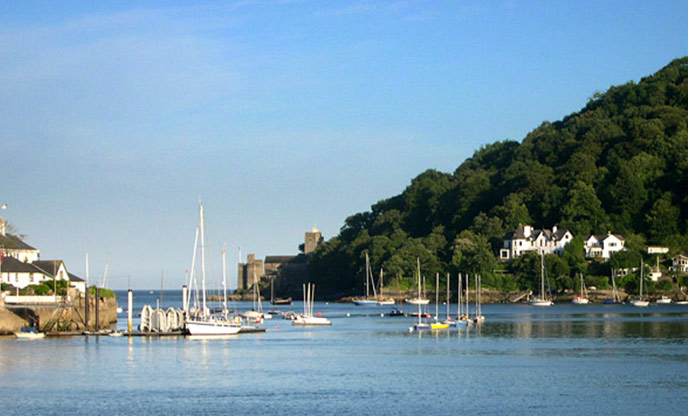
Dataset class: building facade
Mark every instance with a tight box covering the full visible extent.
[0,217,84,291]
[499,224,573,260]
[583,233,625,259]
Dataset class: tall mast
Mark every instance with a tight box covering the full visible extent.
[365,252,370,298]
[85,252,89,288]
[222,243,227,313]
[458,273,462,318]
[435,272,439,321]
[475,274,478,316]
[417,258,421,325]
[199,202,207,316]
[540,253,545,300]
[640,259,644,299]
[446,272,450,319]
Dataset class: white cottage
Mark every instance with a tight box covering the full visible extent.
[673,254,688,274]
[500,224,573,260]
[583,233,625,259]
[0,257,77,290]
[0,219,40,263]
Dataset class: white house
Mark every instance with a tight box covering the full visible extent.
[0,257,80,290]
[0,218,40,263]
[583,233,625,260]
[0,218,85,292]
[500,224,573,260]
[673,254,688,274]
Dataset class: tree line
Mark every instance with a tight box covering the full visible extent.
[306,57,688,299]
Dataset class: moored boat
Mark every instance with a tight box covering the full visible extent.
[630,259,649,308]
[409,258,430,332]
[529,253,553,306]
[292,282,331,326]
[14,328,45,339]
[352,253,379,306]
[572,273,590,304]
[405,298,430,305]
[185,202,242,336]
[656,296,672,304]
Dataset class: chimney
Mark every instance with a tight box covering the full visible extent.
[0,217,5,236]
[524,225,532,238]
[552,225,558,234]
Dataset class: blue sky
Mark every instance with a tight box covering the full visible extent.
[2,1,687,289]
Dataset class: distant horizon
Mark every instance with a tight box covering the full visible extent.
[2,1,688,289]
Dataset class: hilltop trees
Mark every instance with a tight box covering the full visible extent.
[309,57,688,298]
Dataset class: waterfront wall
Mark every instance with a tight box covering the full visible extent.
[0,292,118,334]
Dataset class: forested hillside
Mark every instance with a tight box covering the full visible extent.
[308,57,688,298]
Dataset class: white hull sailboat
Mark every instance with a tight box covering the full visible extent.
[352,253,379,306]
[185,202,241,336]
[293,282,331,326]
[409,258,430,332]
[630,260,649,307]
[473,273,485,323]
[529,253,553,306]
[405,297,430,305]
[572,273,590,304]
[376,268,395,305]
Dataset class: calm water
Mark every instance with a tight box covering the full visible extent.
[1,290,687,415]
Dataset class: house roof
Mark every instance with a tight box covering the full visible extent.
[553,229,569,239]
[505,225,571,242]
[32,260,65,276]
[0,234,37,251]
[68,272,85,282]
[0,256,38,273]
[265,255,297,264]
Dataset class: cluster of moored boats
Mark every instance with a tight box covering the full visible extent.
[352,258,486,332]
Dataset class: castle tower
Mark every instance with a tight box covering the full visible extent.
[304,225,323,255]
[237,253,264,290]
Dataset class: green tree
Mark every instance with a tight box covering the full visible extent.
[562,235,587,276]
[645,192,680,243]
[560,181,607,235]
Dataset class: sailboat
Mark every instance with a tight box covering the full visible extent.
[409,259,430,332]
[430,273,449,330]
[405,258,430,305]
[352,253,379,306]
[529,253,553,306]
[473,274,485,323]
[376,268,395,305]
[630,260,649,307]
[242,268,271,322]
[572,273,590,304]
[293,282,331,326]
[603,269,622,304]
[442,272,457,327]
[454,273,469,326]
[185,202,242,336]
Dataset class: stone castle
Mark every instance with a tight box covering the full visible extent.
[237,226,323,291]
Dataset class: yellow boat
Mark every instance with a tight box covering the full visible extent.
[430,322,449,330]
